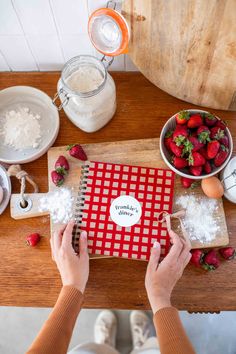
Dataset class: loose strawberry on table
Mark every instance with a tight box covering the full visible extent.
[55,155,69,175]
[26,233,41,247]
[191,249,204,267]
[181,177,198,188]
[51,170,64,187]
[203,250,220,271]
[67,144,87,160]
[219,247,235,260]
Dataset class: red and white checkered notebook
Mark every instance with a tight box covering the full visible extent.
[73,161,175,261]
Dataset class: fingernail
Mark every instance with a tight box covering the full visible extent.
[81,231,87,238]
[153,241,160,249]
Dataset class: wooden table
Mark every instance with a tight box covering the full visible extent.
[0,72,236,312]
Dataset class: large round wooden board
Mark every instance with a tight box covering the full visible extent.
[122,0,236,111]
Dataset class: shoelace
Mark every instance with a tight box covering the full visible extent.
[133,323,150,348]
[99,321,112,345]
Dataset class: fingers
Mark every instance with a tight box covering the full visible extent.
[167,230,184,259]
[54,224,67,250]
[147,241,161,272]
[79,231,88,258]
[61,220,75,251]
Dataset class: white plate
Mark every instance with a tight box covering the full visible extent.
[221,156,236,203]
[0,164,11,215]
[0,86,59,164]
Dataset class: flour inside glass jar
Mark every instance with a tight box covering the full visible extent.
[65,66,104,93]
[59,61,116,133]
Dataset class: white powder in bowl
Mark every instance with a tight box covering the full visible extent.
[176,194,220,243]
[0,107,41,150]
[39,188,74,224]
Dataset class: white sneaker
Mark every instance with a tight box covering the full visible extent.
[94,310,117,348]
[130,311,151,350]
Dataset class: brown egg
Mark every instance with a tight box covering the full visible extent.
[0,185,3,205]
[201,177,224,199]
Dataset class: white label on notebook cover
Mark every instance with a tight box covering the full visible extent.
[109,195,142,227]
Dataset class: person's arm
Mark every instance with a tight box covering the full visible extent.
[27,221,89,354]
[145,230,196,354]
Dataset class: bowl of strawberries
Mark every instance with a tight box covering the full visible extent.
[160,109,233,179]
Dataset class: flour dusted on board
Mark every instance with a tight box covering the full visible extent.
[39,188,74,224]
[0,107,41,150]
[176,194,220,243]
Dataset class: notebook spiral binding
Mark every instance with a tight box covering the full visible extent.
[72,163,90,252]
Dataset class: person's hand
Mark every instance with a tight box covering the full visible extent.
[50,220,89,294]
[145,230,191,314]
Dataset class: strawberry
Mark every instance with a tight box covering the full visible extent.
[66,144,87,161]
[55,155,69,175]
[210,127,225,140]
[203,161,212,174]
[219,247,235,260]
[51,170,64,187]
[175,110,190,125]
[189,166,202,176]
[207,140,220,159]
[197,125,210,143]
[204,113,217,127]
[26,233,41,247]
[191,249,204,267]
[187,113,203,128]
[181,177,198,188]
[172,156,188,169]
[214,145,229,167]
[219,135,229,147]
[169,141,183,157]
[203,250,220,271]
[215,119,227,131]
[198,147,209,160]
[188,152,206,166]
[188,137,204,152]
[173,125,188,146]
[164,130,173,150]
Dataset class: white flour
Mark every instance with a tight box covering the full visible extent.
[66,66,103,93]
[39,188,74,224]
[0,107,41,150]
[176,194,219,243]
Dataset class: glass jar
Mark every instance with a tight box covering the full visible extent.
[53,55,116,133]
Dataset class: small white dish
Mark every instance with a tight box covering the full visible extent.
[0,164,11,215]
[221,156,236,203]
[0,86,59,164]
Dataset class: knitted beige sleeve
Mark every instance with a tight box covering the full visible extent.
[26,286,83,354]
[153,307,196,354]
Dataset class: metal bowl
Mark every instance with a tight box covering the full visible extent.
[160,109,233,180]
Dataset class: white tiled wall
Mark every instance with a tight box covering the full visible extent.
[0,0,137,71]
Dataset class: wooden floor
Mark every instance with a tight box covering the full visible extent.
[0,72,236,311]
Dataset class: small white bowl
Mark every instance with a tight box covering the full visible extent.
[0,86,59,164]
[0,164,11,215]
[160,109,233,180]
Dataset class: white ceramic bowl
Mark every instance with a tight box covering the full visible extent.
[160,109,233,180]
[0,86,59,164]
[0,164,11,215]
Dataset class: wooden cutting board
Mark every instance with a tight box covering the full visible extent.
[122,0,236,111]
[10,138,229,249]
